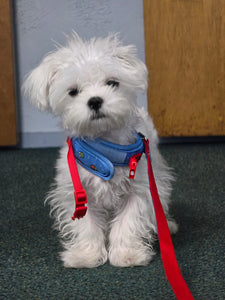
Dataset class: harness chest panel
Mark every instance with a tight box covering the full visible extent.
[71,134,144,180]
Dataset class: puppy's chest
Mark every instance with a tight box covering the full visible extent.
[82,166,132,206]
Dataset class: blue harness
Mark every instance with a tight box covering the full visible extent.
[71,133,144,180]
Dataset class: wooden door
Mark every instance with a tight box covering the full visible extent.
[143,0,225,137]
[0,0,17,146]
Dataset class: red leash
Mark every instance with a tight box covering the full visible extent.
[67,137,194,299]
[142,137,194,300]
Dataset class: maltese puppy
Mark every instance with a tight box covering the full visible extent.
[23,33,177,268]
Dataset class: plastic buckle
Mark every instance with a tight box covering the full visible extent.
[72,190,87,220]
[129,153,142,179]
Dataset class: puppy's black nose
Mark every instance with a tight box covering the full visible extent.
[88,97,103,111]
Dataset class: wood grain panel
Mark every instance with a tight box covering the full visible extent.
[0,0,17,146]
[143,0,225,137]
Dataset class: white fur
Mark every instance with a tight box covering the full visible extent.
[23,33,178,268]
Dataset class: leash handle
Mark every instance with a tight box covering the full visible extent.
[142,137,194,300]
[67,138,87,220]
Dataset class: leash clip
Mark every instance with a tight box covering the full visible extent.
[138,132,150,157]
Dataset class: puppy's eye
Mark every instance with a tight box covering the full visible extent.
[106,80,119,88]
[68,88,79,97]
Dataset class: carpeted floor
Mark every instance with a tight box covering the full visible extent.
[0,143,225,299]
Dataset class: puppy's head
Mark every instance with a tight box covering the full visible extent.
[23,33,148,137]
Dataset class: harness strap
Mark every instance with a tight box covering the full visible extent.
[67,138,87,219]
[71,134,144,180]
[142,136,194,300]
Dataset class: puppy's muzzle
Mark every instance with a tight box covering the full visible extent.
[88,97,103,112]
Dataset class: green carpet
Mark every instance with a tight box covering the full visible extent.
[1,143,225,299]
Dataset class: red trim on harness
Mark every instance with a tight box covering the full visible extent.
[67,138,87,220]
[128,153,142,179]
[142,137,194,300]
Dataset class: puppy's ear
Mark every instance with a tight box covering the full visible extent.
[23,54,58,111]
[114,45,148,91]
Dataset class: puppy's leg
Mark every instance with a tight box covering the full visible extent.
[108,193,156,267]
[61,210,107,268]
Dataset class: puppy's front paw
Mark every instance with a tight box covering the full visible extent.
[109,246,154,267]
[61,244,108,268]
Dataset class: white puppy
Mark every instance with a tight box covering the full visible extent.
[23,33,177,268]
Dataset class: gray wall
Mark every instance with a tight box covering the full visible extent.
[13,0,147,148]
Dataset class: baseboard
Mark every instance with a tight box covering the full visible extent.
[20,131,66,148]
[159,136,225,144]
[20,132,225,148]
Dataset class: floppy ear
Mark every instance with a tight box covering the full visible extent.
[114,45,148,91]
[23,53,58,111]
